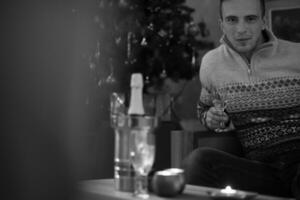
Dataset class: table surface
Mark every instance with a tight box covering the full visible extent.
[78,179,295,200]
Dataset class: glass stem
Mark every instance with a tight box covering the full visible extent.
[134,173,149,199]
[220,121,225,128]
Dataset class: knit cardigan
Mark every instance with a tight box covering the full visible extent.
[198,29,300,162]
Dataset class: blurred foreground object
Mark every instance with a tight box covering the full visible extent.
[152,168,185,197]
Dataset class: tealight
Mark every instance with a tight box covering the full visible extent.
[221,185,237,195]
[208,185,258,199]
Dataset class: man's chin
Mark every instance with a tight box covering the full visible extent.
[234,46,252,54]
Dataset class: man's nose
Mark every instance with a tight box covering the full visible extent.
[236,21,247,34]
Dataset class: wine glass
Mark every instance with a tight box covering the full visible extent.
[212,89,228,132]
[130,128,155,199]
[110,92,125,128]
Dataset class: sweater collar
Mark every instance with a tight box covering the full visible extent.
[220,29,278,56]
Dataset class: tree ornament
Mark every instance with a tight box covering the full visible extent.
[188,22,200,36]
[145,76,150,85]
[158,29,168,38]
[198,20,210,37]
[115,37,121,45]
[127,31,133,60]
[147,23,154,31]
[98,0,105,8]
[105,59,117,84]
[191,48,196,67]
[160,68,167,79]
[140,37,148,46]
[89,62,96,71]
[98,79,103,87]
[94,15,100,23]
[154,7,161,13]
[119,0,128,7]
[94,41,101,59]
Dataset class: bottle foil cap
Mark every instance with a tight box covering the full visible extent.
[130,73,143,87]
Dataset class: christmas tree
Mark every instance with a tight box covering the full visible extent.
[88,0,213,123]
[89,0,213,92]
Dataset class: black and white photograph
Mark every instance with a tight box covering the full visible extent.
[1,0,300,200]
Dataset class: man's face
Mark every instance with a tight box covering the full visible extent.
[220,0,266,54]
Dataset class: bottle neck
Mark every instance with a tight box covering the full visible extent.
[128,87,145,115]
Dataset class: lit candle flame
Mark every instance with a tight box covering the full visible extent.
[221,186,237,195]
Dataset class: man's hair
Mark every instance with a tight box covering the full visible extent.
[219,0,266,19]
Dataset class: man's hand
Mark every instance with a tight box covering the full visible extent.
[205,104,229,130]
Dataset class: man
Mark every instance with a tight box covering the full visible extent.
[183,0,300,198]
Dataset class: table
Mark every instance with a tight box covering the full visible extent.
[78,179,294,200]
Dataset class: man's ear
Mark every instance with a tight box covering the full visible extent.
[262,16,267,30]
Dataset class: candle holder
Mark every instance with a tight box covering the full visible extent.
[152,168,186,197]
[207,185,257,200]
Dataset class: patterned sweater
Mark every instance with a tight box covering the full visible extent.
[198,29,300,163]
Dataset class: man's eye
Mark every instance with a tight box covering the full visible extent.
[225,17,238,24]
[246,16,258,23]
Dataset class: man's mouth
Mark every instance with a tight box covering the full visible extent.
[236,38,251,42]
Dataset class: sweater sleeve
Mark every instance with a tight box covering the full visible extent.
[197,88,211,126]
[197,53,214,125]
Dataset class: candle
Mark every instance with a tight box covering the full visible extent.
[220,185,237,195]
[208,185,258,199]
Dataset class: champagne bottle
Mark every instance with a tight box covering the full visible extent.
[128,73,145,115]
[114,73,145,192]
[128,73,155,196]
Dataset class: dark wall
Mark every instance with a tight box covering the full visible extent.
[0,1,112,199]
